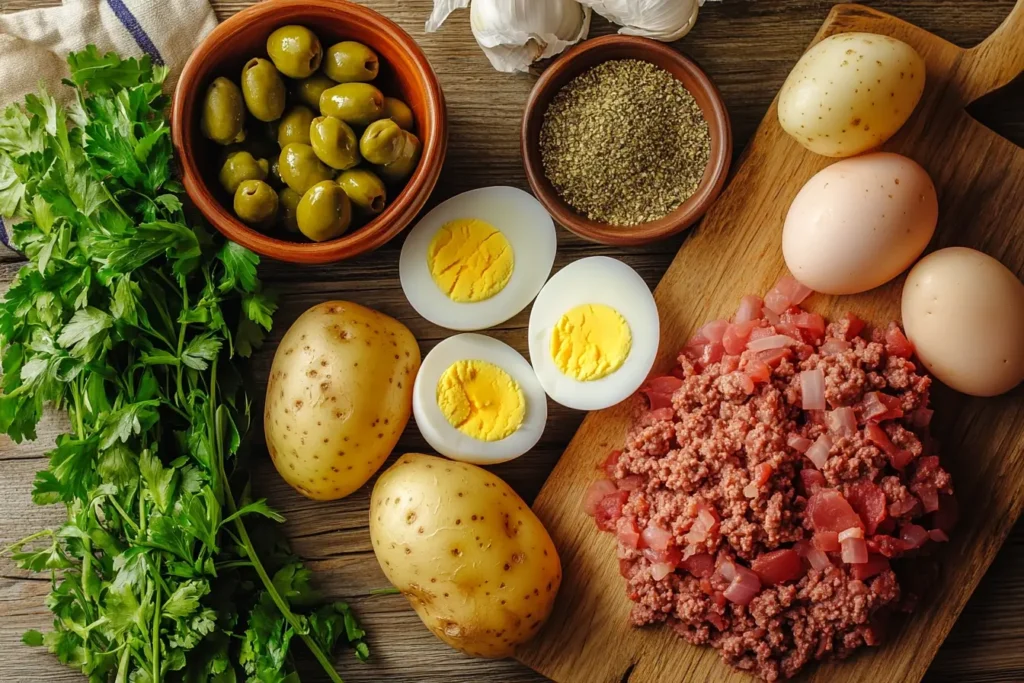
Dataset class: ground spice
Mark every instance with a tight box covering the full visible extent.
[539,59,712,226]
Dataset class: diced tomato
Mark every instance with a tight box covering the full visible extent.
[721,355,741,373]
[800,468,826,495]
[617,474,645,491]
[752,549,805,586]
[601,450,623,478]
[616,516,642,549]
[900,523,929,550]
[775,321,804,343]
[812,531,840,552]
[619,558,634,577]
[640,376,683,411]
[701,341,725,367]
[794,343,815,361]
[884,322,914,358]
[851,554,890,580]
[888,496,919,518]
[643,545,682,568]
[860,391,904,422]
[681,552,716,578]
[732,372,755,395]
[593,490,630,531]
[807,489,864,533]
[723,321,757,355]
[584,479,617,515]
[701,319,729,344]
[754,463,773,486]
[642,407,675,424]
[915,485,939,513]
[928,529,950,542]
[910,407,934,429]
[846,481,888,535]
[841,312,866,340]
[745,359,772,384]
[735,295,764,323]
[719,561,762,605]
[711,592,728,609]
[932,494,958,533]
[764,275,814,314]
[865,423,913,470]
[781,310,826,341]
[748,326,776,342]
[868,535,906,558]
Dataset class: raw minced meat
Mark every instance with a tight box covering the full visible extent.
[584,280,956,682]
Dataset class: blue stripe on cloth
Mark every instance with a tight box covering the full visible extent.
[0,216,9,248]
[106,0,165,65]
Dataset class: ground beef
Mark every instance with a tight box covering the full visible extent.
[586,298,955,682]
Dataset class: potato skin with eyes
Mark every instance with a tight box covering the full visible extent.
[265,302,420,500]
[370,453,562,658]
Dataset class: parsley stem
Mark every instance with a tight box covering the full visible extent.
[151,560,161,683]
[0,529,53,556]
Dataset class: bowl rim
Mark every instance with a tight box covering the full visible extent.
[521,34,733,247]
[171,0,447,264]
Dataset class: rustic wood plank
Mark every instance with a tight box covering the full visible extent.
[518,2,1024,683]
[1,1,1022,682]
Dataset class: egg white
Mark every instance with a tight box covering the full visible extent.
[412,333,548,465]
[528,256,660,411]
[399,186,557,331]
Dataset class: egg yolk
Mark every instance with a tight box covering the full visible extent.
[436,359,525,441]
[551,303,632,381]
[427,218,514,303]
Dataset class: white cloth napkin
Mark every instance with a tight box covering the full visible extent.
[0,0,218,250]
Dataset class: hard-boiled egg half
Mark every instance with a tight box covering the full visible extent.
[400,186,557,331]
[413,333,548,465]
[528,257,659,411]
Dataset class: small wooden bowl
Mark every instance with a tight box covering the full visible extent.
[172,0,447,264]
[521,35,732,246]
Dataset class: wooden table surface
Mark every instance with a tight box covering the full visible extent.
[1,1,1022,682]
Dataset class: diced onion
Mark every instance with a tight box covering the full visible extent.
[800,368,826,410]
[820,339,851,355]
[826,407,857,436]
[928,529,949,542]
[900,523,929,549]
[747,334,799,352]
[641,524,673,552]
[722,564,762,605]
[838,527,864,542]
[841,536,869,564]
[805,434,832,469]
[735,295,764,323]
[806,547,832,570]
[743,482,759,499]
[787,434,813,453]
[650,562,674,581]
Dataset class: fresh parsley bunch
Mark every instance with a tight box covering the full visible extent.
[0,47,367,683]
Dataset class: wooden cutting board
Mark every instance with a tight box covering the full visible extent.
[516,3,1024,682]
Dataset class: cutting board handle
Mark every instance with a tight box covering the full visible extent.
[963,0,1024,100]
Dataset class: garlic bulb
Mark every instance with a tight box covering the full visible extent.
[426,0,592,73]
[577,0,711,42]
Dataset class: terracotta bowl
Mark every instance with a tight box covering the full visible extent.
[521,35,732,246]
[172,0,447,264]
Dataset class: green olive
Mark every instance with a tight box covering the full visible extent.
[278,143,334,194]
[278,106,315,147]
[218,151,269,195]
[266,25,323,79]
[319,83,385,126]
[309,116,360,170]
[375,131,421,184]
[382,97,414,131]
[234,180,279,226]
[323,41,380,83]
[294,73,335,112]
[337,168,386,215]
[201,77,246,145]
[278,187,303,234]
[241,58,286,122]
[359,119,405,165]
[268,158,284,189]
[296,181,352,242]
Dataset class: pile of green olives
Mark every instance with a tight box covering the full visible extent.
[200,26,421,242]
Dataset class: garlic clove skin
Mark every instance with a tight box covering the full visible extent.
[426,0,592,73]
[578,0,709,43]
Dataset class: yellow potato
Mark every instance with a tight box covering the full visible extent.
[778,32,925,157]
[265,301,420,500]
[370,453,562,658]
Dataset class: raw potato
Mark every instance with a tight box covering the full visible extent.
[370,453,562,658]
[265,301,420,500]
[779,32,925,157]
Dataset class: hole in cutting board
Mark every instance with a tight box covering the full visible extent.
[966,74,1024,148]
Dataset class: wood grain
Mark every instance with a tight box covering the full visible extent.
[1,1,1023,682]
[517,2,1024,683]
